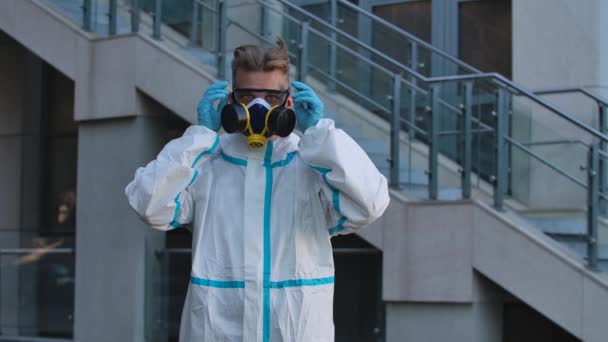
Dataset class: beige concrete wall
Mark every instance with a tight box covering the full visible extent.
[511,0,608,209]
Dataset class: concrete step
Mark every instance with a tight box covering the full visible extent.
[520,215,586,235]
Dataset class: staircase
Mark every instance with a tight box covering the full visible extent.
[3,0,608,340]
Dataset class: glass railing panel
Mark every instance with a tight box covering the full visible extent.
[44,0,88,30]
[301,2,331,24]
[420,77,606,269]
[534,91,599,128]
[304,28,395,115]
[139,0,194,36]
[372,22,418,73]
[112,0,136,34]
[359,57,393,115]
[90,0,113,33]
[44,0,134,35]
[509,95,590,211]
[307,29,332,82]
[144,244,190,342]
[282,19,304,71]
[465,82,598,266]
[233,1,303,69]
[396,81,431,194]
[335,2,359,38]
[432,81,467,198]
[223,1,262,47]
[0,245,75,339]
[509,142,588,250]
[305,0,479,77]
[183,0,222,70]
[470,78,498,184]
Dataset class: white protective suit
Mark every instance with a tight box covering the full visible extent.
[125,118,390,342]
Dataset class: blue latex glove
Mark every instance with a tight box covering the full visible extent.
[197,81,229,131]
[291,81,324,132]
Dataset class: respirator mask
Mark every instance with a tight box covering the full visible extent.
[221,88,296,148]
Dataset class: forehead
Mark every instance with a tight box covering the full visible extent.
[234,70,289,90]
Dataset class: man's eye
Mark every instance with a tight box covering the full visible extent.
[239,94,254,103]
[265,95,281,104]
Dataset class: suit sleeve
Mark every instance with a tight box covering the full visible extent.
[125,125,219,231]
[299,119,390,236]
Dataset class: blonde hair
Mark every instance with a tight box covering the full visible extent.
[231,37,290,87]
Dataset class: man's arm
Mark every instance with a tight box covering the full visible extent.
[125,126,219,231]
[299,119,390,236]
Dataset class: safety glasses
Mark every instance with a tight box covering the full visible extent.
[232,88,290,107]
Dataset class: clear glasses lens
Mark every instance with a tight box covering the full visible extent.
[234,89,288,106]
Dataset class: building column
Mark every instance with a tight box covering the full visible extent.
[74,111,167,342]
[431,0,459,76]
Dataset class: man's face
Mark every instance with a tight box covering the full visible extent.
[231,69,294,109]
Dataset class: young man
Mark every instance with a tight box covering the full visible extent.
[125,38,389,342]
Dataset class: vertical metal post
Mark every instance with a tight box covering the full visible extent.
[297,22,310,82]
[153,0,163,39]
[328,0,337,91]
[428,84,440,200]
[462,81,473,199]
[599,104,608,214]
[131,0,140,33]
[161,249,170,334]
[260,2,267,38]
[407,42,418,185]
[389,74,402,189]
[108,0,117,35]
[82,0,92,31]
[189,0,200,47]
[217,0,227,79]
[494,87,508,211]
[587,144,600,271]
[408,42,418,140]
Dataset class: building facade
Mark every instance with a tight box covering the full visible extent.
[1,0,607,341]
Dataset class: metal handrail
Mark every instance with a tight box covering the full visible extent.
[0,248,74,254]
[306,63,388,113]
[424,73,608,143]
[521,139,589,148]
[81,0,606,146]
[133,0,605,150]
[224,8,401,117]
[261,1,608,145]
[305,25,397,79]
[534,87,608,107]
[334,0,480,74]
[259,0,420,78]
